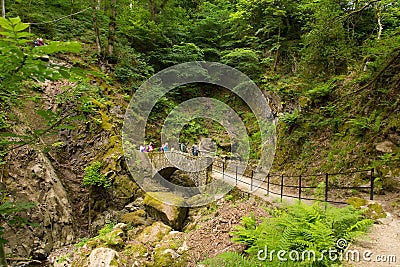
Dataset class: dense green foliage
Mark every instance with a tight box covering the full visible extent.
[203,202,372,266]
[0,0,398,264]
[83,161,111,188]
[0,16,81,162]
[4,0,399,84]
[2,0,399,163]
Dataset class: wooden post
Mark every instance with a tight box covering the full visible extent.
[222,159,225,180]
[250,170,254,191]
[267,173,270,195]
[370,168,374,200]
[235,165,238,185]
[280,174,284,201]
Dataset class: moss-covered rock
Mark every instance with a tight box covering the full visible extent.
[137,222,171,246]
[144,192,188,230]
[366,202,387,219]
[347,197,368,209]
[88,247,121,267]
[98,228,125,249]
[123,243,148,258]
[113,175,139,200]
[151,234,186,267]
[121,209,148,226]
[152,247,183,267]
[348,197,387,220]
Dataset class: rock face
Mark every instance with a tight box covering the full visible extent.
[137,221,172,245]
[3,147,76,259]
[144,192,188,230]
[88,247,120,267]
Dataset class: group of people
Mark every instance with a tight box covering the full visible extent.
[139,142,169,152]
[34,37,44,46]
[179,142,199,156]
[139,142,155,152]
[139,141,199,156]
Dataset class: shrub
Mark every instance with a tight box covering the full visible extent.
[82,161,111,188]
[280,109,299,129]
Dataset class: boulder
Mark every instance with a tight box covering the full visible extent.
[144,192,188,230]
[137,221,171,245]
[376,141,398,153]
[113,174,140,203]
[88,247,120,267]
[98,228,125,248]
[121,209,148,226]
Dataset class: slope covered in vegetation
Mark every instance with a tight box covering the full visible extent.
[0,0,399,265]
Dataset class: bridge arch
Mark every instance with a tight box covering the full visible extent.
[148,152,213,188]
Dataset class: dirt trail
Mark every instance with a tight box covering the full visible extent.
[346,218,400,267]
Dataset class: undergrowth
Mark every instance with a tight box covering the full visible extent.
[201,202,372,267]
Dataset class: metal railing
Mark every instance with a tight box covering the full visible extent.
[212,160,375,204]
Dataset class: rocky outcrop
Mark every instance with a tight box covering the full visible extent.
[144,192,188,230]
[88,247,120,267]
[65,221,187,267]
[3,147,75,259]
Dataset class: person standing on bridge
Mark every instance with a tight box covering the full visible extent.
[149,142,154,152]
[192,144,199,156]
[163,143,169,152]
[140,144,145,152]
[179,142,187,153]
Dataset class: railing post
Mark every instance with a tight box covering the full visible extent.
[370,168,374,200]
[267,173,270,195]
[325,173,329,202]
[235,165,238,185]
[250,170,254,191]
[298,175,302,201]
[222,159,225,180]
[280,174,284,201]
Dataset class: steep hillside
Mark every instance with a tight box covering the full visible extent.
[273,48,400,188]
[1,0,400,265]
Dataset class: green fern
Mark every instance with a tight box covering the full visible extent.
[230,202,372,267]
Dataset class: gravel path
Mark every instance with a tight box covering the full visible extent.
[346,217,400,267]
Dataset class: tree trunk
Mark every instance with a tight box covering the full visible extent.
[1,0,5,18]
[91,0,101,55]
[0,243,7,267]
[107,0,116,57]
[149,0,156,21]
[377,13,383,39]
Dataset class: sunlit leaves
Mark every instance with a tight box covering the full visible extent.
[32,41,81,55]
[0,16,32,44]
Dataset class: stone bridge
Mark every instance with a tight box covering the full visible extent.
[147,152,213,187]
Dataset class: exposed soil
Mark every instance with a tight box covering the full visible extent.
[346,218,400,267]
[183,192,271,266]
